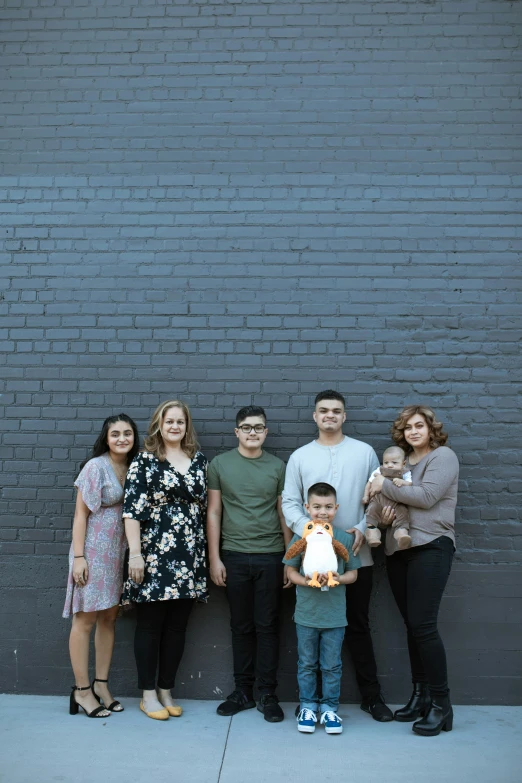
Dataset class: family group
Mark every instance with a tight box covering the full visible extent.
[63,391,459,738]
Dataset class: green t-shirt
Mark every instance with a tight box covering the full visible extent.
[284,530,361,629]
[208,448,286,553]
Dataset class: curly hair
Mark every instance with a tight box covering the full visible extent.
[391,405,448,454]
[144,399,199,460]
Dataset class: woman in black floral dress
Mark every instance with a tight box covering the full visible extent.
[122,399,207,720]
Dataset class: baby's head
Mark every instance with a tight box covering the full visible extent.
[382,446,406,471]
[305,482,339,525]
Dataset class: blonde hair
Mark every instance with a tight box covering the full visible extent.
[144,399,199,460]
[391,405,448,454]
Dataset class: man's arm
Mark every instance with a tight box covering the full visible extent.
[347,448,381,553]
[277,495,293,588]
[207,488,226,587]
[277,496,293,548]
[281,454,309,536]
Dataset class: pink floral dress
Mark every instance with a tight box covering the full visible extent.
[63,455,127,618]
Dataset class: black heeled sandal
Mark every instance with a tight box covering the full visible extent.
[91,678,124,712]
[69,685,111,718]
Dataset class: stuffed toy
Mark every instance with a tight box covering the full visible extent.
[285,519,349,588]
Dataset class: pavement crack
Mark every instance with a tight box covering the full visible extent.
[217,716,232,783]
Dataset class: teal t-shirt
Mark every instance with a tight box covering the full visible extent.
[284,529,361,629]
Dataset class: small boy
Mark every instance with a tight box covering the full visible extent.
[284,482,360,735]
[362,446,412,550]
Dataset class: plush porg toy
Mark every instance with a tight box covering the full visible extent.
[285,519,349,588]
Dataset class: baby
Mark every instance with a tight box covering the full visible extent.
[362,446,412,550]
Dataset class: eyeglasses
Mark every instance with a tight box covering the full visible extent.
[238,424,266,434]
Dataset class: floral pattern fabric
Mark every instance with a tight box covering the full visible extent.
[63,455,127,618]
[121,450,208,604]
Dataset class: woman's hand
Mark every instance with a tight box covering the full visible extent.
[129,554,145,584]
[72,556,88,587]
[369,472,385,497]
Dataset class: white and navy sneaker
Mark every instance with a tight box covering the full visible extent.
[297,707,317,733]
[320,710,343,734]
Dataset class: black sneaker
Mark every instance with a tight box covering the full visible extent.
[257,694,284,723]
[360,694,393,722]
[216,689,256,717]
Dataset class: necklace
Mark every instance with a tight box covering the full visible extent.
[108,455,127,486]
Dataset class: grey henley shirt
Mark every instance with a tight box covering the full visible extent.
[282,436,380,568]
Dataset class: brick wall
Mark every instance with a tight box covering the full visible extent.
[1,0,521,703]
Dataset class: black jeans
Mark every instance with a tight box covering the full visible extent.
[386,535,454,699]
[222,550,284,697]
[134,599,194,691]
[344,565,381,702]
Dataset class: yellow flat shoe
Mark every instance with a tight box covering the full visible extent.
[165,704,182,717]
[140,701,169,721]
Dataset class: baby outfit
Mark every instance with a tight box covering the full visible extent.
[365,467,412,548]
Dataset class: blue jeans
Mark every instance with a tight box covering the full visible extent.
[296,623,345,714]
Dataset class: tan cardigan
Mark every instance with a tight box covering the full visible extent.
[381,446,459,556]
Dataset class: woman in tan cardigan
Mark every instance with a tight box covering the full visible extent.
[369,405,458,737]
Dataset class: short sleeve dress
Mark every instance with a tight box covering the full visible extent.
[63,455,127,618]
[121,450,208,604]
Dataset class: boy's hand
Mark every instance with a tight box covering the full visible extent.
[304,574,325,587]
[210,558,227,587]
[283,565,292,589]
[346,527,364,556]
[328,571,340,587]
[393,478,408,487]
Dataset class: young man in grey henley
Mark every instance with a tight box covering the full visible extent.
[282,389,394,722]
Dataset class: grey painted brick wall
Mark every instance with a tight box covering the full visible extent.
[1,0,521,703]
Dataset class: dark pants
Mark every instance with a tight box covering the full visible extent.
[222,550,284,697]
[386,535,454,699]
[344,565,381,702]
[134,599,194,691]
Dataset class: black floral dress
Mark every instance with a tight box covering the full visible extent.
[121,450,208,604]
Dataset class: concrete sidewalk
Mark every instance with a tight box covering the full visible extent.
[0,695,520,783]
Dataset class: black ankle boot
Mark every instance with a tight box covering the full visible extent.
[394,682,431,722]
[412,695,453,736]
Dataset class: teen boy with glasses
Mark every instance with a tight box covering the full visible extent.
[207,405,292,722]
[282,390,394,722]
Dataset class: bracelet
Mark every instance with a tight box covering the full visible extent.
[129,554,142,560]
[74,555,85,559]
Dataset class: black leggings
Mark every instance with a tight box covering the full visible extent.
[134,599,194,691]
[386,535,454,699]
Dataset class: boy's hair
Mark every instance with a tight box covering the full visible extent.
[235,405,267,427]
[307,482,337,501]
[314,389,345,407]
[383,445,406,461]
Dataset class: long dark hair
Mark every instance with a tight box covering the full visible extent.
[78,414,140,474]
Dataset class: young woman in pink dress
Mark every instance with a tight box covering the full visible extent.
[63,414,140,718]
